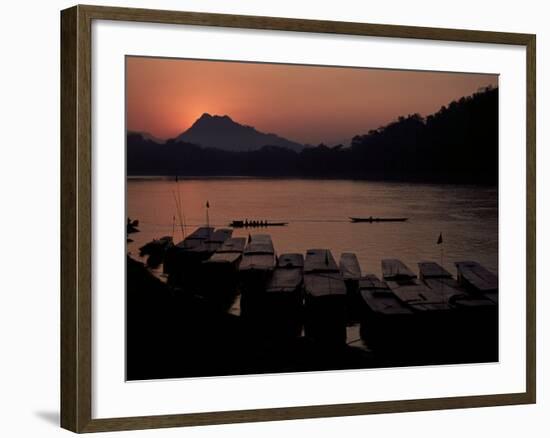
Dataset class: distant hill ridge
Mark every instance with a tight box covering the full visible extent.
[173,113,304,152]
[127,87,498,185]
[127,131,165,144]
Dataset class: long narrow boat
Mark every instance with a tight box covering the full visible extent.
[339,253,362,284]
[206,228,233,245]
[382,259,455,362]
[215,236,247,253]
[139,235,173,268]
[419,261,498,361]
[201,237,246,306]
[382,259,447,312]
[203,236,246,273]
[187,228,233,260]
[240,234,276,273]
[350,217,408,223]
[267,253,305,294]
[417,261,459,302]
[419,261,496,311]
[303,249,347,346]
[163,226,214,282]
[455,261,498,304]
[382,259,417,281]
[339,253,362,321]
[177,227,215,249]
[261,253,305,339]
[180,228,230,261]
[239,234,277,317]
[357,274,415,353]
[230,220,288,228]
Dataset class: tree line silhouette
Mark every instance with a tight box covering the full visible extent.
[127,86,498,184]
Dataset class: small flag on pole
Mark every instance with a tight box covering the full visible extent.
[206,200,210,208]
[248,234,252,243]
[324,251,329,266]
[437,232,443,245]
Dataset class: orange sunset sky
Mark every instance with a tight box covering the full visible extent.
[126,56,498,145]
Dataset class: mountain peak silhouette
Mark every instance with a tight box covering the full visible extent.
[175,114,303,152]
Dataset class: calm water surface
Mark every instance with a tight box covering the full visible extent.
[127,177,498,278]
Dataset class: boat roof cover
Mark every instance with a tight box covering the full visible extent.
[174,238,202,250]
[359,274,390,291]
[240,253,276,271]
[360,288,414,315]
[387,280,449,311]
[186,241,221,254]
[244,234,274,254]
[418,261,452,279]
[175,227,215,249]
[455,261,498,292]
[217,237,246,253]
[422,277,466,302]
[206,228,233,244]
[204,252,242,265]
[339,253,362,280]
[304,249,338,273]
[277,253,304,268]
[267,268,303,293]
[304,272,346,297]
[381,259,417,280]
[186,227,215,240]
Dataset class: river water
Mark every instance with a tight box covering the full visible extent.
[127,177,498,278]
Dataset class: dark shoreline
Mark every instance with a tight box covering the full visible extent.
[127,174,498,188]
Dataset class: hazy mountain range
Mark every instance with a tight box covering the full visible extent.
[127,131,165,144]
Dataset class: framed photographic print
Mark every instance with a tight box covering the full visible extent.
[60,4,536,433]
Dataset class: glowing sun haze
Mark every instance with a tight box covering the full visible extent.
[126,56,498,145]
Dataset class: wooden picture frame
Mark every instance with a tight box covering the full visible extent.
[61,4,536,433]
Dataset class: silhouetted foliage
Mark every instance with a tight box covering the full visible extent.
[127,87,498,184]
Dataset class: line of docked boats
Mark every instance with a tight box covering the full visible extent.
[138,226,498,362]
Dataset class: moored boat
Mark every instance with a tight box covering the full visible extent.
[239,234,277,317]
[240,234,276,272]
[383,259,454,362]
[261,253,305,339]
[304,249,347,346]
[455,261,498,304]
[139,235,173,268]
[420,261,498,362]
[186,228,234,260]
[382,258,417,281]
[339,252,362,321]
[201,237,246,307]
[357,274,415,355]
[203,236,245,274]
[163,226,214,283]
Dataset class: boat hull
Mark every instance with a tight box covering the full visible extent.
[350,217,408,223]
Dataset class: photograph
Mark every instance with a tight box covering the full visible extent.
[125,56,499,381]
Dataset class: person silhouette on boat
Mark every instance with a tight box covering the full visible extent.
[244,219,249,227]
